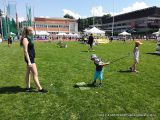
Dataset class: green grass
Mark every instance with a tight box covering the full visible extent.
[0,40,160,120]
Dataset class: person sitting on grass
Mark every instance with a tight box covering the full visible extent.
[91,54,110,86]
[130,41,142,72]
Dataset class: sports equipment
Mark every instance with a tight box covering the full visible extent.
[110,53,130,64]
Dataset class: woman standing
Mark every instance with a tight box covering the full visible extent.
[20,27,47,93]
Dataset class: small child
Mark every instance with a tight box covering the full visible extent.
[91,54,110,86]
[130,41,142,72]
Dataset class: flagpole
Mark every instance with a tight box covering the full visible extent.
[0,10,4,39]
[15,1,19,36]
[33,5,36,36]
[3,0,8,40]
[111,0,115,37]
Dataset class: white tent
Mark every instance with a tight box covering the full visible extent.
[73,33,79,36]
[153,31,159,36]
[57,32,67,36]
[152,29,160,36]
[40,31,50,36]
[83,29,89,32]
[10,32,16,35]
[119,31,131,36]
[68,33,74,36]
[85,27,105,34]
[34,31,50,36]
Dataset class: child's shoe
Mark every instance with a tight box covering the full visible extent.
[92,81,96,86]
[133,70,139,73]
[129,67,133,71]
[99,83,102,87]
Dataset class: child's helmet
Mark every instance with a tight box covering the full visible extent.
[91,54,97,59]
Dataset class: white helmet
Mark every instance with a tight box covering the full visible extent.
[91,54,97,59]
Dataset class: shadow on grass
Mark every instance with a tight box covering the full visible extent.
[119,70,132,73]
[81,50,95,53]
[0,86,37,94]
[146,53,160,56]
[73,83,96,88]
[81,50,89,53]
[0,86,26,94]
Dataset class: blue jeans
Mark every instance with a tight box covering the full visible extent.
[94,70,103,81]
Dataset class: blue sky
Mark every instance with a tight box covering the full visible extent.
[0,0,160,21]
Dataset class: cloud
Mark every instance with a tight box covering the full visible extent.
[111,1,149,16]
[91,6,108,16]
[62,2,149,19]
[39,16,50,18]
[18,17,25,22]
[63,9,85,19]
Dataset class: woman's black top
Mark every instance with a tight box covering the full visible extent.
[27,36,35,58]
[24,37,35,63]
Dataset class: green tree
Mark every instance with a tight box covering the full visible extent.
[102,14,111,23]
[77,18,84,32]
[64,14,74,19]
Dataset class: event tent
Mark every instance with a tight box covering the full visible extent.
[9,32,16,35]
[119,31,131,36]
[57,32,67,36]
[83,29,90,32]
[68,33,74,36]
[34,31,50,36]
[152,29,160,36]
[85,27,105,34]
[73,33,79,37]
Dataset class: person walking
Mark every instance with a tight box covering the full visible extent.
[88,34,94,51]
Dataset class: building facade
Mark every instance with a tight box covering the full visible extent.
[22,17,78,35]
[34,17,78,34]
[96,6,160,35]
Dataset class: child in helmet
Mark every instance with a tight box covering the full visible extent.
[91,54,110,86]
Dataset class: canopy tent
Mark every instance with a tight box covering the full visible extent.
[57,32,67,36]
[84,27,105,34]
[152,29,160,36]
[67,33,74,36]
[119,31,131,36]
[34,31,50,36]
[153,31,159,35]
[83,29,90,32]
[9,32,16,36]
[73,33,79,37]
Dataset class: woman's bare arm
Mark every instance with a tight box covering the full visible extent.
[22,38,31,65]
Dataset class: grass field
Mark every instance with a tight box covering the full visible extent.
[0,40,160,120]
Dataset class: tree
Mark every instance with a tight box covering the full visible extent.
[64,14,74,19]
[77,18,85,32]
[102,14,111,24]
[77,14,111,31]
